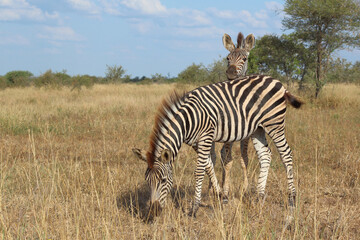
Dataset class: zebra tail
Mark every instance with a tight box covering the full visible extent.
[284,91,302,109]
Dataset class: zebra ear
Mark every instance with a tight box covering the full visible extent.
[237,32,244,49]
[160,149,172,164]
[132,148,147,163]
[244,34,255,51]
[222,34,235,52]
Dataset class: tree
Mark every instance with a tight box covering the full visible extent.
[248,34,315,87]
[177,63,209,84]
[282,0,360,97]
[5,70,33,87]
[105,64,126,83]
[207,57,227,83]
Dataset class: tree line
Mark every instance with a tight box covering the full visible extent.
[1,0,359,97]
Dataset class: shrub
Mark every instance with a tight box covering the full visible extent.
[34,70,58,88]
[70,75,95,91]
[5,70,33,87]
[177,63,209,84]
[105,65,126,83]
[0,76,7,89]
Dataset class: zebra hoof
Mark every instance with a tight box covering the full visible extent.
[188,204,198,218]
[222,195,229,204]
[187,210,197,218]
[288,195,296,208]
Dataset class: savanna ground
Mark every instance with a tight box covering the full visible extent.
[0,83,359,239]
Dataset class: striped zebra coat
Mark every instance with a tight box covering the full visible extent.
[133,75,301,216]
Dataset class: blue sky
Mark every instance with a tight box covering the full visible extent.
[1,0,359,78]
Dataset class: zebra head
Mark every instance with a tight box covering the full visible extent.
[132,148,173,216]
[222,32,255,79]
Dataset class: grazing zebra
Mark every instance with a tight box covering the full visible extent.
[209,32,255,201]
[133,75,302,217]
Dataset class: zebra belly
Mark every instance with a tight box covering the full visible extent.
[213,110,259,143]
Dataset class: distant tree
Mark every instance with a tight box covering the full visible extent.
[105,64,126,83]
[283,0,360,97]
[0,76,7,89]
[177,63,209,84]
[70,75,95,91]
[34,70,58,88]
[5,70,33,87]
[151,73,167,83]
[327,59,360,84]
[249,34,315,86]
[349,61,360,85]
[207,57,227,83]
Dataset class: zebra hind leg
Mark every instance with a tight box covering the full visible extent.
[251,128,271,203]
[207,142,217,192]
[266,126,296,221]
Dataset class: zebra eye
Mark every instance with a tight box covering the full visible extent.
[161,178,167,184]
[243,57,247,61]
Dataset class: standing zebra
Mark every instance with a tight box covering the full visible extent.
[217,32,302,206]
[209,32,255,201]
[133,75,302,217]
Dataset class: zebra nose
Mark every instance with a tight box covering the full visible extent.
[226,65,237,79]
[150,200,162,216]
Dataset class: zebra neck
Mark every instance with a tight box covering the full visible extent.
[151,120,184,162]
[148,96,187,167]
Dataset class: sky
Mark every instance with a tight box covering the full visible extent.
[1,0,359,78]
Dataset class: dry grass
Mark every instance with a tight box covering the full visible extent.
[0,83,359,239]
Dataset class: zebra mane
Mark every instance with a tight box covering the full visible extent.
[147,90,185,168]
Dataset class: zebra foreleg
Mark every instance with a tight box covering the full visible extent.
[220,142,233,203]
[189,140,220,217]
[240,138,250,193]
[219,138,250,203]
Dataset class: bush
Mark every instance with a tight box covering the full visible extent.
[177,63,209,84]
[207,58,227,83]
[34,70,59,88]
[70,75,95,91]
[0,76,7,89]
[5,70,33,87]
[33,70,99,89]
[105,65,126,83]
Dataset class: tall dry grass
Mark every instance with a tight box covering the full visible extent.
[0,83,359,239]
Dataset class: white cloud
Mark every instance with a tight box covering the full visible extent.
[121,0,166,15]
[174,26,224,38]
[0,34,30,45]
[255,10,269,20]
[171,9,211,27]
[128,18,155,33]
[208,8,268,29]
[265,1,283,11]
[67,0,100,14]
[99,0,123,15]
[0,0,59,21]
[207,8,235,19]
[38,26,85,42]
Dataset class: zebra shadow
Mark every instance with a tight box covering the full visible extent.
[116,183,152,222]
[116,183,196,223]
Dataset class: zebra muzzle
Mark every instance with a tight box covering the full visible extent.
[150,200,162,216]
[226,65,238,79]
